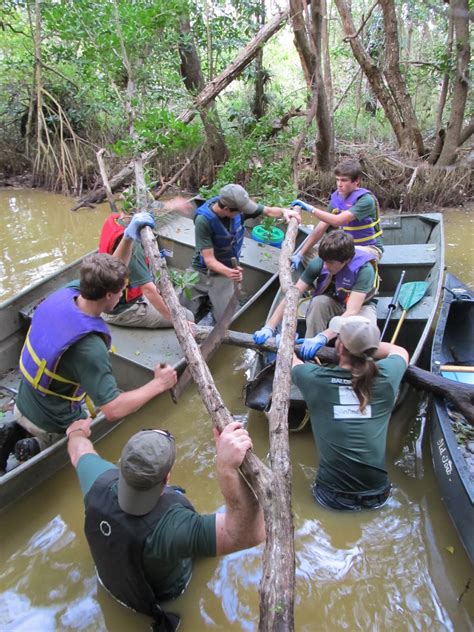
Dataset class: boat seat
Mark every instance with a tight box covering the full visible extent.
[378,244,437,290]
[376,295,434,321]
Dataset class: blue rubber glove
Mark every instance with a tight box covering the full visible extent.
[299,333,328,361]
[124,211,155,241]
[290,199,313,213]
[253,326,275,345]
[290,252,304,270]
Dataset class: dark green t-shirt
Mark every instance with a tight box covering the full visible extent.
[300,256,377,303]
[192,202,264,271]
[76,454,216,600]
[327,193,384,251]
[292,355,406,494]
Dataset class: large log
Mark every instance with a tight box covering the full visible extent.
[71,8,291,211]
[140,226,299,631]
[259,219,299,631]
[193,329,474,425]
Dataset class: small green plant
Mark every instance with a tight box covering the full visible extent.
[156,269,199,301]
[260,215,278,233]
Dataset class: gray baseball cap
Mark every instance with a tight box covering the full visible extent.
[219,184,258,214]
[329,315,380,357]
[118,430,176,516]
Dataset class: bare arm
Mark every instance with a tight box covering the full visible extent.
[266,278,309,331]
[112,234,134,266]
[214,422,265,555]
[201,248,243,281]
[66,418,97,467]
[263,206,301,223]
[100,364,177,422]
[311,207,355,227]
[299,221,329,256]
[373,342,409,365]
[140,281,172,320]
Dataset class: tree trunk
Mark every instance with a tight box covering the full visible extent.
[252,0,267,120]
[178,15,228,167]
[437,0,471,166]
[378,0,425,155]
[290,0,334,171]
[321,0,334,112]
[311,0,334,169]
[334,0,416,152]
[72,7,290,211]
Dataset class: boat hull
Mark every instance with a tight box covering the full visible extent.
[429,273,474,564]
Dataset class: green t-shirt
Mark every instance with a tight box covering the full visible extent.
[300,256,377,303]
[112,241,152,314]
[292,355,406,494]
[76,453,216,600]
[327,192,384,251]
[192,202,264,271]
[17,306,120,433]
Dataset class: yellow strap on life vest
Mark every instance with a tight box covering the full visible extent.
[19,328,89,404]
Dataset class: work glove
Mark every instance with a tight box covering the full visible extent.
[299,333,328,361]
[124,211,155,241]
[290,199,313,213]
[290,252,304,270]
[253,326,275,345]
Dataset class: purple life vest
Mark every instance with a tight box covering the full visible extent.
[314,249,378,305]
[330,188,382,246]
[19,287,111,403]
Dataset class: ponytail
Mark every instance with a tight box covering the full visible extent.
[346,350,379,413]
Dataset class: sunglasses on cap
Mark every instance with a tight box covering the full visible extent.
[141,429,175,442]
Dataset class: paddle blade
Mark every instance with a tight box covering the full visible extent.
[398,282,429,310]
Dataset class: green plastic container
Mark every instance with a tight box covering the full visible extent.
[251,225,285,248]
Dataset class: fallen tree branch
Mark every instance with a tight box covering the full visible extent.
[193,329,474,424]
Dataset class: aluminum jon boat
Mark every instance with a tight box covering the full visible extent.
[0,214,306,510]
[429,273,474,564]
[245,213,445,411]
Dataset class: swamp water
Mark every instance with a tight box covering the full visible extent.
[0,189,473,631]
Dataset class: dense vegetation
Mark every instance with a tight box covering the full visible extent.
[0,0,472,211]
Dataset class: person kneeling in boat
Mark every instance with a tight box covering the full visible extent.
[67,419,265,630]
[289,158,383,271]
[180,183,301,323]
[0,214,178,471]
[98,197,195,329]
[292,315,409,511]
[253,231,379,361]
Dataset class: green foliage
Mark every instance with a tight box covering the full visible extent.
[110,109,201,156]
[162,269,199,300]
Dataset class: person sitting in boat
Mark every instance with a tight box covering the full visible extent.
[253,231,379,362]
[98,197,195,329]
[289,158,383,270]
[0,214,178,471]
[180,183,301,323]
[67,419,265,630]
[292,315,409,511]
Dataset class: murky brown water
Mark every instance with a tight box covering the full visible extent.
[0,190,473,631]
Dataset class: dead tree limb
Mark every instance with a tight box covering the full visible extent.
[153,147,200,199]
[96,149,119,213]
[71,8,291,211]
[142,225,302,631]
[193,329,474,425]
[259,219,299,631]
